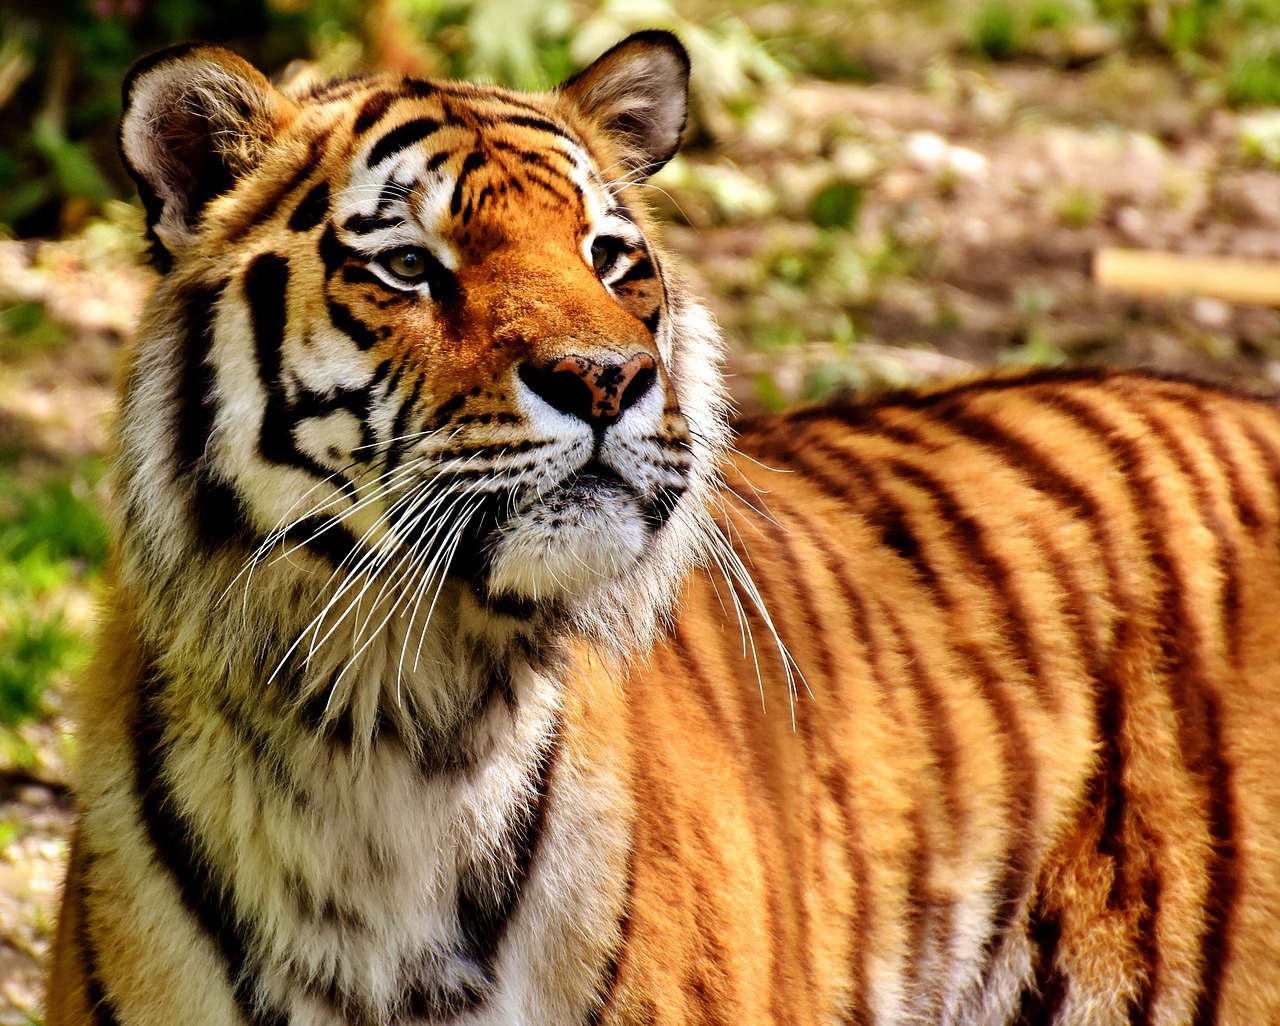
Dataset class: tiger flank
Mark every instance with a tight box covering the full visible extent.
[45,28,1280,1026]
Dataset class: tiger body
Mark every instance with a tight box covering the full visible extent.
[47,31,1280,1026]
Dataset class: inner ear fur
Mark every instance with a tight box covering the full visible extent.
[558,30,690,180]
[119,44,296,267]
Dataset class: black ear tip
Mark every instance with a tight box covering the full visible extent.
[572,29,690,81]
[122,42,211,106]
[622,29,690,71]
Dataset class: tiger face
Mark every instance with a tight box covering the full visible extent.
[115,35,726,655]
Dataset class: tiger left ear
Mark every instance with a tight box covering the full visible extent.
[558,30,690,180]
[119,44,297,270]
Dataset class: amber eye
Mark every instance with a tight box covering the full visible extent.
[590,236,627,276]
[381,247,432,282]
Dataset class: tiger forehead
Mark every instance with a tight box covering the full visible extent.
[321,78,608,243]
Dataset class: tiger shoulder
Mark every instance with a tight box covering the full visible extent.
[46,27,1280,1026]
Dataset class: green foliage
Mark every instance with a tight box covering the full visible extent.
[0,0,367,236]
[0,302,69,358]
[809,180,863,230]
[1028,0,1080,30]
[1054,186,1104,227]
[0,465,107,732]
[970,0,1022,61]
[1226,39,1280,105]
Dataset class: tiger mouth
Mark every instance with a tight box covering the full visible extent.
[380,458,686,603]
[546,459,628,501]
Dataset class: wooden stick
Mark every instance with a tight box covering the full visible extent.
[1094,247,1280,306]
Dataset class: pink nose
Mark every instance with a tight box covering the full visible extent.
[519,352,657,427]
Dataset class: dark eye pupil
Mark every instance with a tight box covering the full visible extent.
[388,248,428,280]
[592,238,620,273]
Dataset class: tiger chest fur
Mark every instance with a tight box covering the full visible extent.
[47,30,1280,1026]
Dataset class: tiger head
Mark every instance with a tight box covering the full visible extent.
[114,32,728,670]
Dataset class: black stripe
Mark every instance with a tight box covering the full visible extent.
[760,423,1046,1000]
[376,179,410,213]
[79,852,124,1026]
[247,253,289,384]
[328,299,380,350]
[174,282,226,474]
[248,253,323,474]
[133,665,288,1026]
[1192,694,1238,1026]
[1188,403,1263,535]
[308,73,374,103]
[922,397,1112,674]
[172,279,254,549]
[613,256,655,287]
[245,251,367,506]
[387,373,426,472]
[225,133,329,245]
[401,78,437,100]
[319,223,352,277]
[288,180,330,233]
[1013,896,1066,1025]
[281,516,359,568]
[367,117,444,167]
[192,472,251,550]
[1240,420,1280,535]
[754,493,878,1026]
[1137,405,1242,668]
[746,437,970,1000]
[887,458,1050,706]
[353,89,397,136]
[502,113,575,142]
[451,151,488,216]
[342,263,392,289]
[343,211,404,235]
[489,141,572,180]
[455,731,558,972]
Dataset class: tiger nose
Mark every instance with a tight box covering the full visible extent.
[518,352,657,428]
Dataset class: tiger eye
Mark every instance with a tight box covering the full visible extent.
[591,237,621,274]
[386,248,429,280]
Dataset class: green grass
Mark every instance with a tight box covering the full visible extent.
[0,463,108,735]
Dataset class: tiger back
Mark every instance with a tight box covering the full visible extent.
[47,30,1280,1026]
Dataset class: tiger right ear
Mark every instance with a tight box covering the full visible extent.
[119,44,296,270]
[558,30,690,181]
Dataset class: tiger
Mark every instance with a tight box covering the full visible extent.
[44,27,1280,1026]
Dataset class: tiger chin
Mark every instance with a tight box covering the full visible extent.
[46,29,1280,1026]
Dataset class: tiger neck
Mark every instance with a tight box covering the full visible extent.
[131,572,595,1019]
[136,545,567,755]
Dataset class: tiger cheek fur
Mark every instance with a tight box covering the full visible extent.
[47,28,1280,1026]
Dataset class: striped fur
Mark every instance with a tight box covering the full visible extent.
[47,31,1280,1026]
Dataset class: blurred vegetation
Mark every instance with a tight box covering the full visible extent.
[7,0,1280,237]
[0,453,106,747]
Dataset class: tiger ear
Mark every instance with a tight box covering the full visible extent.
[559,30,690,180]
[119,44,296,269]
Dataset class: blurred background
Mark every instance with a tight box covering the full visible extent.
[4,0,1280,1016]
